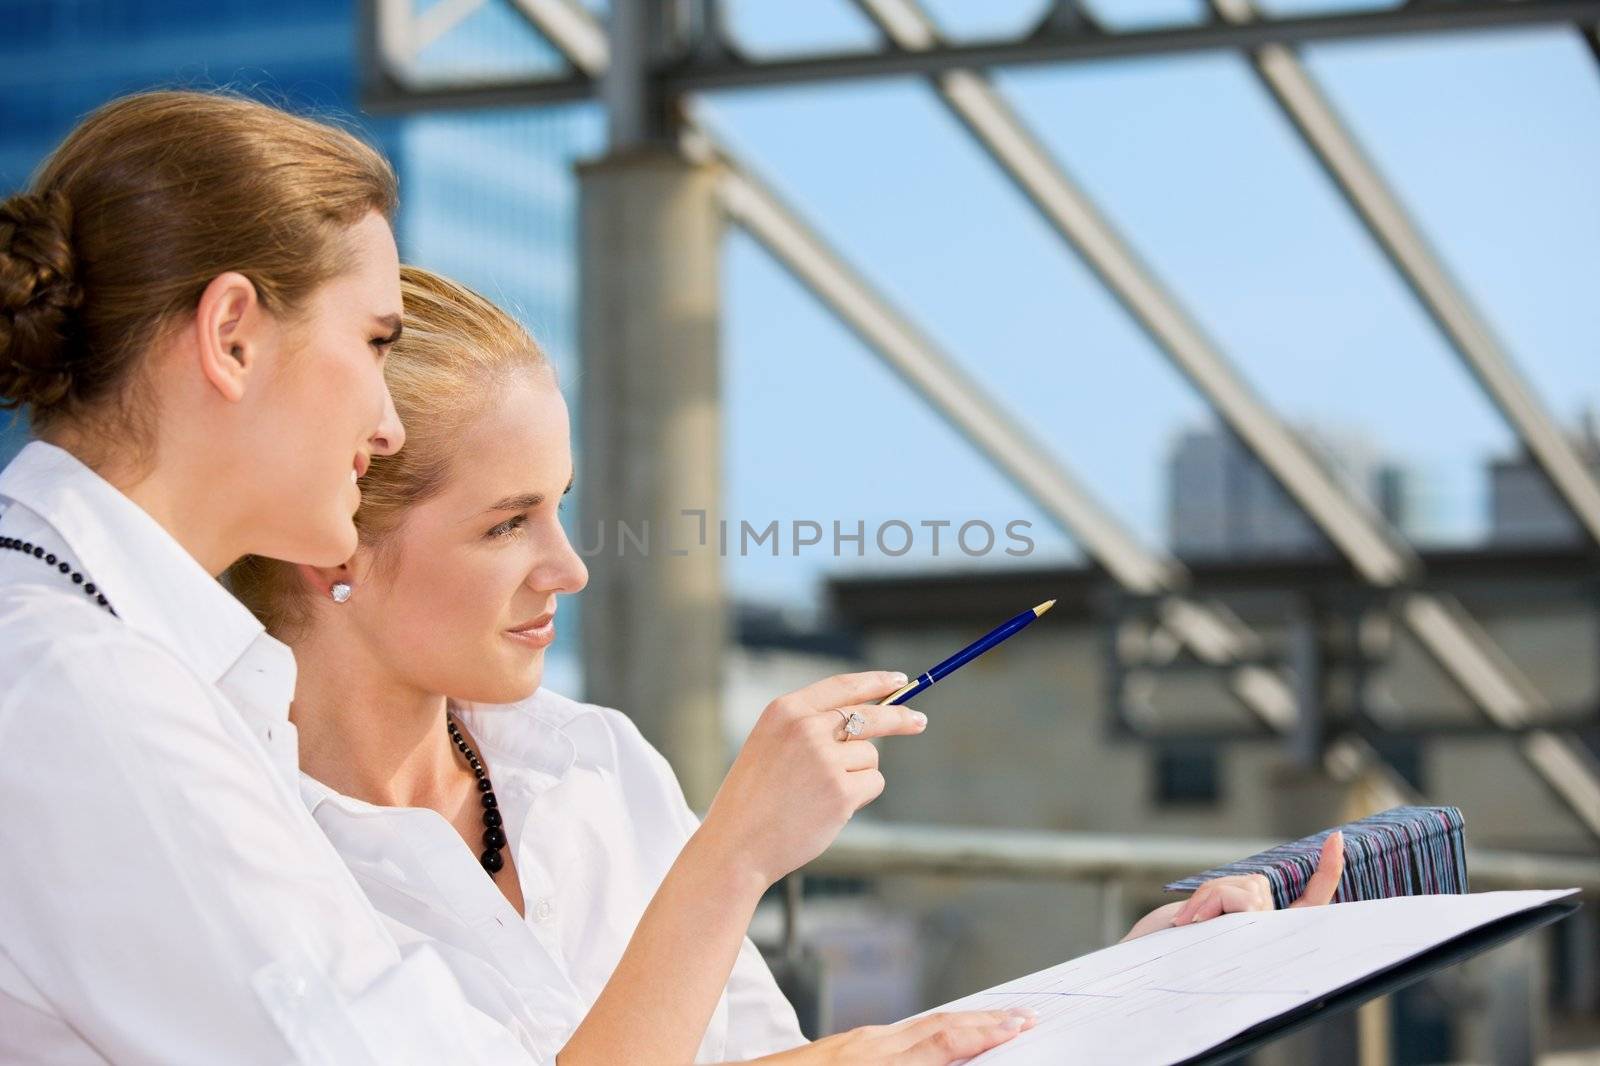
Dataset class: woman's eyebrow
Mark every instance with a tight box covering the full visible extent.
[481,472,575,514]
[483,493,544,513]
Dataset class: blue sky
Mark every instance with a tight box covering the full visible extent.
[698,1,1600,604]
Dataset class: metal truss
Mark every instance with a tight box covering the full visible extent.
[845,0,1600,839]
[1212,0,1600,547]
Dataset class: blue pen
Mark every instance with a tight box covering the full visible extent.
[876,599,1056,706]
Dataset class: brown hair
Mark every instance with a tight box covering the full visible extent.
[228,265,554,636]
[0,89,398,437]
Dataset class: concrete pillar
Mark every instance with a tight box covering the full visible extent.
[578,148,726,809]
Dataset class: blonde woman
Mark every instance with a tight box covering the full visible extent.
[231,266,1345,1064]
[0,91,549,1063]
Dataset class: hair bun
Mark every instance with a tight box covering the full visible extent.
[0,190,83,411]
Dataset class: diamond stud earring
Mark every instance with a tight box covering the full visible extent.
[330,582,352,604]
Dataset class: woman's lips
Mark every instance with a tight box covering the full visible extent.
[505,613,556,649]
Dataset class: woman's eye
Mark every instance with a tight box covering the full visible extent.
[488,515,527,538]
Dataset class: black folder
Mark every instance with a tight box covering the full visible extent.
[1181,897,1581,1065]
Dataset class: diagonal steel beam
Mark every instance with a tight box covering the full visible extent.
[852,0,1600,839]
[413,0,489,53]
[1213,0,1600,549]
[368,0,591,101]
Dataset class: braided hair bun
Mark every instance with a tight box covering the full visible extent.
[0,190,82,413]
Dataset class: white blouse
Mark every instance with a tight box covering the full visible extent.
[0,442,534,1065]
[300,689,808,1064]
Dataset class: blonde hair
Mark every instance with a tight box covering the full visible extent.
[228,265,553,636]
[0,89,397,437]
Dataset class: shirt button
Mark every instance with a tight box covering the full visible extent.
[535,898,554,923]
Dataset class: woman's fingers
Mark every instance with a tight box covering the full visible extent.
[1172,875,1274,925]
[845,768,886,811]
[1178,886,1225,926]
[788,672,909,714]
[1289,831,1346,908]
[1172,833,1344,928]
[837,738,880,773]
[900,1012,1034,1064]
[891,1010,1036,1049]
[827,703,928,742]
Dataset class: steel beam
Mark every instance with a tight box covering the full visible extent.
[659,1,1600,95]
[360,0,594,113]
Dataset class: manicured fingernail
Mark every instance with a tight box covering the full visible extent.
[889,672,909,686]
[910,710,927,728]
[1003,1013,1030,1030]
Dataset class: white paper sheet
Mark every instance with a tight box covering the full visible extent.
[923,889,1578,1065]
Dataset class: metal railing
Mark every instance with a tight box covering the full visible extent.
[788,820,1599,948]
[808,820,1600,893]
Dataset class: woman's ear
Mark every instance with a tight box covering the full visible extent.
[193,271,264,404]
[298,561,355,604]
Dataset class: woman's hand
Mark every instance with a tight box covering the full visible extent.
[748,1009,1037,1065]
[1121,831,1346,942]
[698,671,928,888]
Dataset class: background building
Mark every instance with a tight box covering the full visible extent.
[1491,413,1600,546]
[1169,423,1413,559]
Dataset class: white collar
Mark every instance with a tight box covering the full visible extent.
[0,440,281,690]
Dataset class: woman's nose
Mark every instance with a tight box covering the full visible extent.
[371,387,406,457]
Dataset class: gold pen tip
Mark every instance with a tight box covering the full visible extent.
[1033,598,1056,616]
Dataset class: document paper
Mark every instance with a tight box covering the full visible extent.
[924,889,1577,1065]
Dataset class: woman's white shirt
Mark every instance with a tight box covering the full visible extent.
[0,442,535,1065]
[300,689,807,1064]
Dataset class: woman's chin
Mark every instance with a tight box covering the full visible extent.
[467,660,543,705]
[255,518,358,569]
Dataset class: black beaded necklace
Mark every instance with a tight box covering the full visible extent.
[446,713,508,876]
[1,535,116,614]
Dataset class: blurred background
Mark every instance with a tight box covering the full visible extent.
[4,1,1600,1062]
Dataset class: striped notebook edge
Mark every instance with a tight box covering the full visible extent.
[1164,806,1469,910]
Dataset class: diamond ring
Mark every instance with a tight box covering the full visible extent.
[835,709,867,740]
